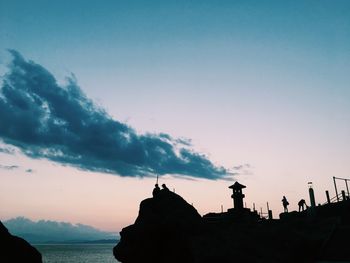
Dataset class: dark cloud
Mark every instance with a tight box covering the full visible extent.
[0,50,227,179]
[4,217,116,243]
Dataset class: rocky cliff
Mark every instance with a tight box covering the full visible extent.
[0,220,42,263]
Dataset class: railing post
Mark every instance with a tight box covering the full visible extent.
[342,190,346,201]
[346,179,349,198]
[268,210,273,220]
[326,190,331,204]
[334,176,339,202]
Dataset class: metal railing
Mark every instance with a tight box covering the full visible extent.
[322,192,349,206]
[333,176,350,202]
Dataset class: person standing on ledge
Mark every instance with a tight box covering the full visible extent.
[282,196,289,213]
[152,184,160,197]
[162,184,169,191]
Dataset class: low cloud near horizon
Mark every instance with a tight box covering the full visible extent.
[3,217,116,243]
[0,50,227,179]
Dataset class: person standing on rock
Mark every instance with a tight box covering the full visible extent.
[152,184,160,197]
[162,184,169,191]
[282,196,289,213]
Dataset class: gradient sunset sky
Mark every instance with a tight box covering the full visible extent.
[1,0,350,232]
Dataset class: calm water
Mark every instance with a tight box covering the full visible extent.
[34,244,120,263]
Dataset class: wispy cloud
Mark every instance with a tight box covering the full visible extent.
[0,145,15,154]
[0,164,34,173]
[0,50,228,179]
[230,163,253,176]
[0,164,19,170]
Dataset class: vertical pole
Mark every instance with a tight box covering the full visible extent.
[326,190,331,204]
[309,183,316,208]
[333,176,339,202]
[245,202,247,208]
[342,190,346,201]
[156,174,159,185]
[221,205,223,213]
[253,203,256,211]
[268,210,273,220]
[346,179,349,198]
[260,207,263,217]
[266,202,271,219]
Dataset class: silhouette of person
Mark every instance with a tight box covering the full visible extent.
[162,184,169,191]
[152,184,160,197]
[298,199,307,212]
[282,196,289,213]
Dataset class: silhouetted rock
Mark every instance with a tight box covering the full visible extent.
[114,189,201,263]
[114,191,350,263]
[0,220,42,263]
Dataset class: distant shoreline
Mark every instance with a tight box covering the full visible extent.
[33,239,118,245]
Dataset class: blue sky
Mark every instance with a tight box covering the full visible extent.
[0,0,350,231]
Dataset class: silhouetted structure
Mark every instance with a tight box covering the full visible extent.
[152,184,160,197]
[282,196,289,212]
[115,186,350,262]
[298,199,307,212]
[229,181,246,210]
[116,180,350,263]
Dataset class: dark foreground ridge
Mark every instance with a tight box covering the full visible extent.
[0,220,42,262]
[114,183,350,263]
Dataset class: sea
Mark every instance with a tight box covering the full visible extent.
[34,243,120,263]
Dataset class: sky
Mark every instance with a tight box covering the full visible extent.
[0,0,350,232]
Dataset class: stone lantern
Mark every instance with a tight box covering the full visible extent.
[229,181,246,210]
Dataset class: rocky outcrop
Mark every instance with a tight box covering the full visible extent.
[114,189,202,263]
[114,191,350,263]
[0,221,42,263]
